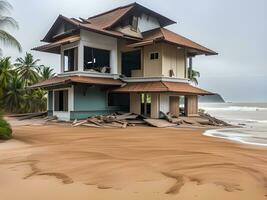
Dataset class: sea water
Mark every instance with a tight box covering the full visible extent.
[200,103,267,147]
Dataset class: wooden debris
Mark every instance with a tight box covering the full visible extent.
[72,119,88,127]
[70,111,231,129]
[17,112,47,120]
[199,112,231,126]
[144,119,177,128]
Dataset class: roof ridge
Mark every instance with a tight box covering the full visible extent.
[87,2,137,19]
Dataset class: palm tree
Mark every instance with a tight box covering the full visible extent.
[38,65,55,80]
[0,0,21,54]
[0,57,13,89]
[188,68,200,85]
[4,73,24,112]
[15,52,40,86]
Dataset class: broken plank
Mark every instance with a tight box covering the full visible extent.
[144,119,177,128]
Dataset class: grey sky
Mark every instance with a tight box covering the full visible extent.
[3,0,267,102]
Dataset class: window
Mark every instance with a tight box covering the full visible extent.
[131,16,138,31]
[54,90,68,111]
[150,52,159,60]
[64,47,78,72]
[84,46,110,72]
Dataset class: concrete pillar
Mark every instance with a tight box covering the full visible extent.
[130,93,141,114]
[169,96,180,117]
[78,41,84,72]
[185,95,199,117]
[151,93,159,118]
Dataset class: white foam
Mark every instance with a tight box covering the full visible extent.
[203,129,267,147]
[202,106,267,112]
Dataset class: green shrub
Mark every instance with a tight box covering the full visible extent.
[0,117,12,140]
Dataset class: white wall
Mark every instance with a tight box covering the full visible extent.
[138,14,160,32]
[80,30,118,74]
[52,86,74,121]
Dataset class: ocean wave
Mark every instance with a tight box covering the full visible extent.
[202,106,267,112]
[203,129,267,147]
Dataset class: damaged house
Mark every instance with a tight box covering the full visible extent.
[31,2,217,121]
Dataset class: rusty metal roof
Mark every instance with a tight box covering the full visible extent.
[30,76,123,89]
[137,28,217,55]
[112,81,212,95]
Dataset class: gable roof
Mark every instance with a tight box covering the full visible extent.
[87,2,176,29]
[140,28,217,55]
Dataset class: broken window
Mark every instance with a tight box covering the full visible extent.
[63,47,78,72]
[54,90,68,111]
[84,46,110,73]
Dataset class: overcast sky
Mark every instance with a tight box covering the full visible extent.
[3,0,267,102]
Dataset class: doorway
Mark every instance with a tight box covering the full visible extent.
[141,93,151,117]
[121,50,141,77]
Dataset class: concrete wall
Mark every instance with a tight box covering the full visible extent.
[72,85,127,120]
[80,30,118,74]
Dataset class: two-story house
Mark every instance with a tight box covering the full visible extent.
[31,2,217,121]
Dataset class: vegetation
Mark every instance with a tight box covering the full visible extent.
[0,112,12,139]
[0,53,55,113]
[0,0,21,54]
[188,68,200,85]
[0,1,54,139]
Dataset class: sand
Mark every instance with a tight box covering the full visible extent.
[0,119,267,200]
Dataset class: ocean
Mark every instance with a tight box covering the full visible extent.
[199,103,267,147]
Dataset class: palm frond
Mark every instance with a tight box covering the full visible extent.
[0,16,18,29]
[0,1,12,13]
[0,30,21,51]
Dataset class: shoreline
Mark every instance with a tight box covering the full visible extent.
[203,128,267,147]
[0,122,267,200]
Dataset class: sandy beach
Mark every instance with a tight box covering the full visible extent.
[0,119,267,200]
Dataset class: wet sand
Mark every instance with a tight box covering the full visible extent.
[0,120,267,200]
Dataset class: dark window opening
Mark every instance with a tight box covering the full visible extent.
[64,47,78,72]
[108,93,130,106]
[150,52,159,60]
[121,50,141,77]
[84,46,110,73]
[54,90,68,111]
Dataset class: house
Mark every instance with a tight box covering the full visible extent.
[31,2,217,121]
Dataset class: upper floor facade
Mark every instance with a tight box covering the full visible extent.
[33,3,217,81]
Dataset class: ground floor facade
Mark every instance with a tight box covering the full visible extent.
[31,75,210,121]
[47,84,129,121]
[47,85,200,121]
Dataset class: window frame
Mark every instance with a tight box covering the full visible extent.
[150,52,160,60]
[63,46,78,72]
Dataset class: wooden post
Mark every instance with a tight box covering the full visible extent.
[151,93,159,118]
[169,96,180,117]
[185,95,199,117]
